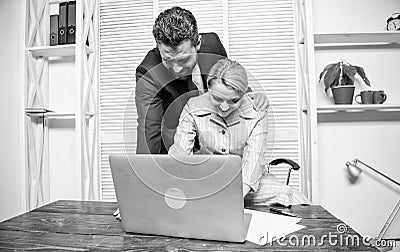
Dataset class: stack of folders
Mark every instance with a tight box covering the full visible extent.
[50,1,76,46]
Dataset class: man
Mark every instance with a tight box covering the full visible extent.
[135,6,268,154]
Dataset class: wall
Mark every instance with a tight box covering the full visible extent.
[312,0,400,240]
[0,0,26,221]
[48,57,79,202]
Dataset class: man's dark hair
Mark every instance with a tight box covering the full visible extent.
[152,6,199,47]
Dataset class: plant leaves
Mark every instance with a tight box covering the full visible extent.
[354,66,371,86]
[333,76,340,87]
[341,75,354,85]
[319,63,335,81]
[343,64,357,79]
[328,74,342,90]
[340,75,347,85]
[323,63,340,91]
[342,65,356,84]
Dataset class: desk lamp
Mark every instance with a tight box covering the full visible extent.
[345,158,400,241]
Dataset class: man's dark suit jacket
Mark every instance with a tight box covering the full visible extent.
[135,32,227,154]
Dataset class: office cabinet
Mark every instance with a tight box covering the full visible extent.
[24,0,99,209]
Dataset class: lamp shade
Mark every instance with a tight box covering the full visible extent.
[346,161,362,179]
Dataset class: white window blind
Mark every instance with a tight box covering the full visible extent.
[99,0,153,201]
[228,0,300,185]
[99,0,301,201]
[157,0,224,42]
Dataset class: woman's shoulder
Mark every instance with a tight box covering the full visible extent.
[184,93,215,116]
[186,93,212,109]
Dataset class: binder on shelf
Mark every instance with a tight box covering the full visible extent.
[58,2,68,45]
[50,15,59,46]
[67,1,76,44]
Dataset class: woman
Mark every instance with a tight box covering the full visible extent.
[169,58,268,197]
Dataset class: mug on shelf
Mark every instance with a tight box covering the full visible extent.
[355,90,374,104]
[373,90,387,104]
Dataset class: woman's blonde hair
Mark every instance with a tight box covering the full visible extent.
[207,58,248,94]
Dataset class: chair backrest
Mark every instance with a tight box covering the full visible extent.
[267,158,300,185]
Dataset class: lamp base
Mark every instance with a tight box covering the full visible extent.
[378,197,400,241]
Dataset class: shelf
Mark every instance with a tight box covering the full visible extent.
[46,112,95,118]
[45,112,76,118]
[26,111,75,118]
[313,32,400,48]
[317,104,400,113]
[314,104,400,122]
[25,108,53,114]
[27,44,93,57]
[26,108,95,119]
[49,0,67,4]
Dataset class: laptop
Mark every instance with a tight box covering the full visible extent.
[109,154,250,242]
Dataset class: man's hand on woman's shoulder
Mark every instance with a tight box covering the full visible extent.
[247,92,270,112]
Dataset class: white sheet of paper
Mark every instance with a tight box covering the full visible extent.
[244,209,306,245]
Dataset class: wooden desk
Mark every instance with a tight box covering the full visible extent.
[0,200,378,251]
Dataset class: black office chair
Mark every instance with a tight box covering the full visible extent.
[244,157,309,207]
[267,158,300,185]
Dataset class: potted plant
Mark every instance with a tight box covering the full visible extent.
[319,60,371,104]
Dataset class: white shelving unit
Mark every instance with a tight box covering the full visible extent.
[24,0,99,210]
[299,0,400,198]
[298,0,400,239]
